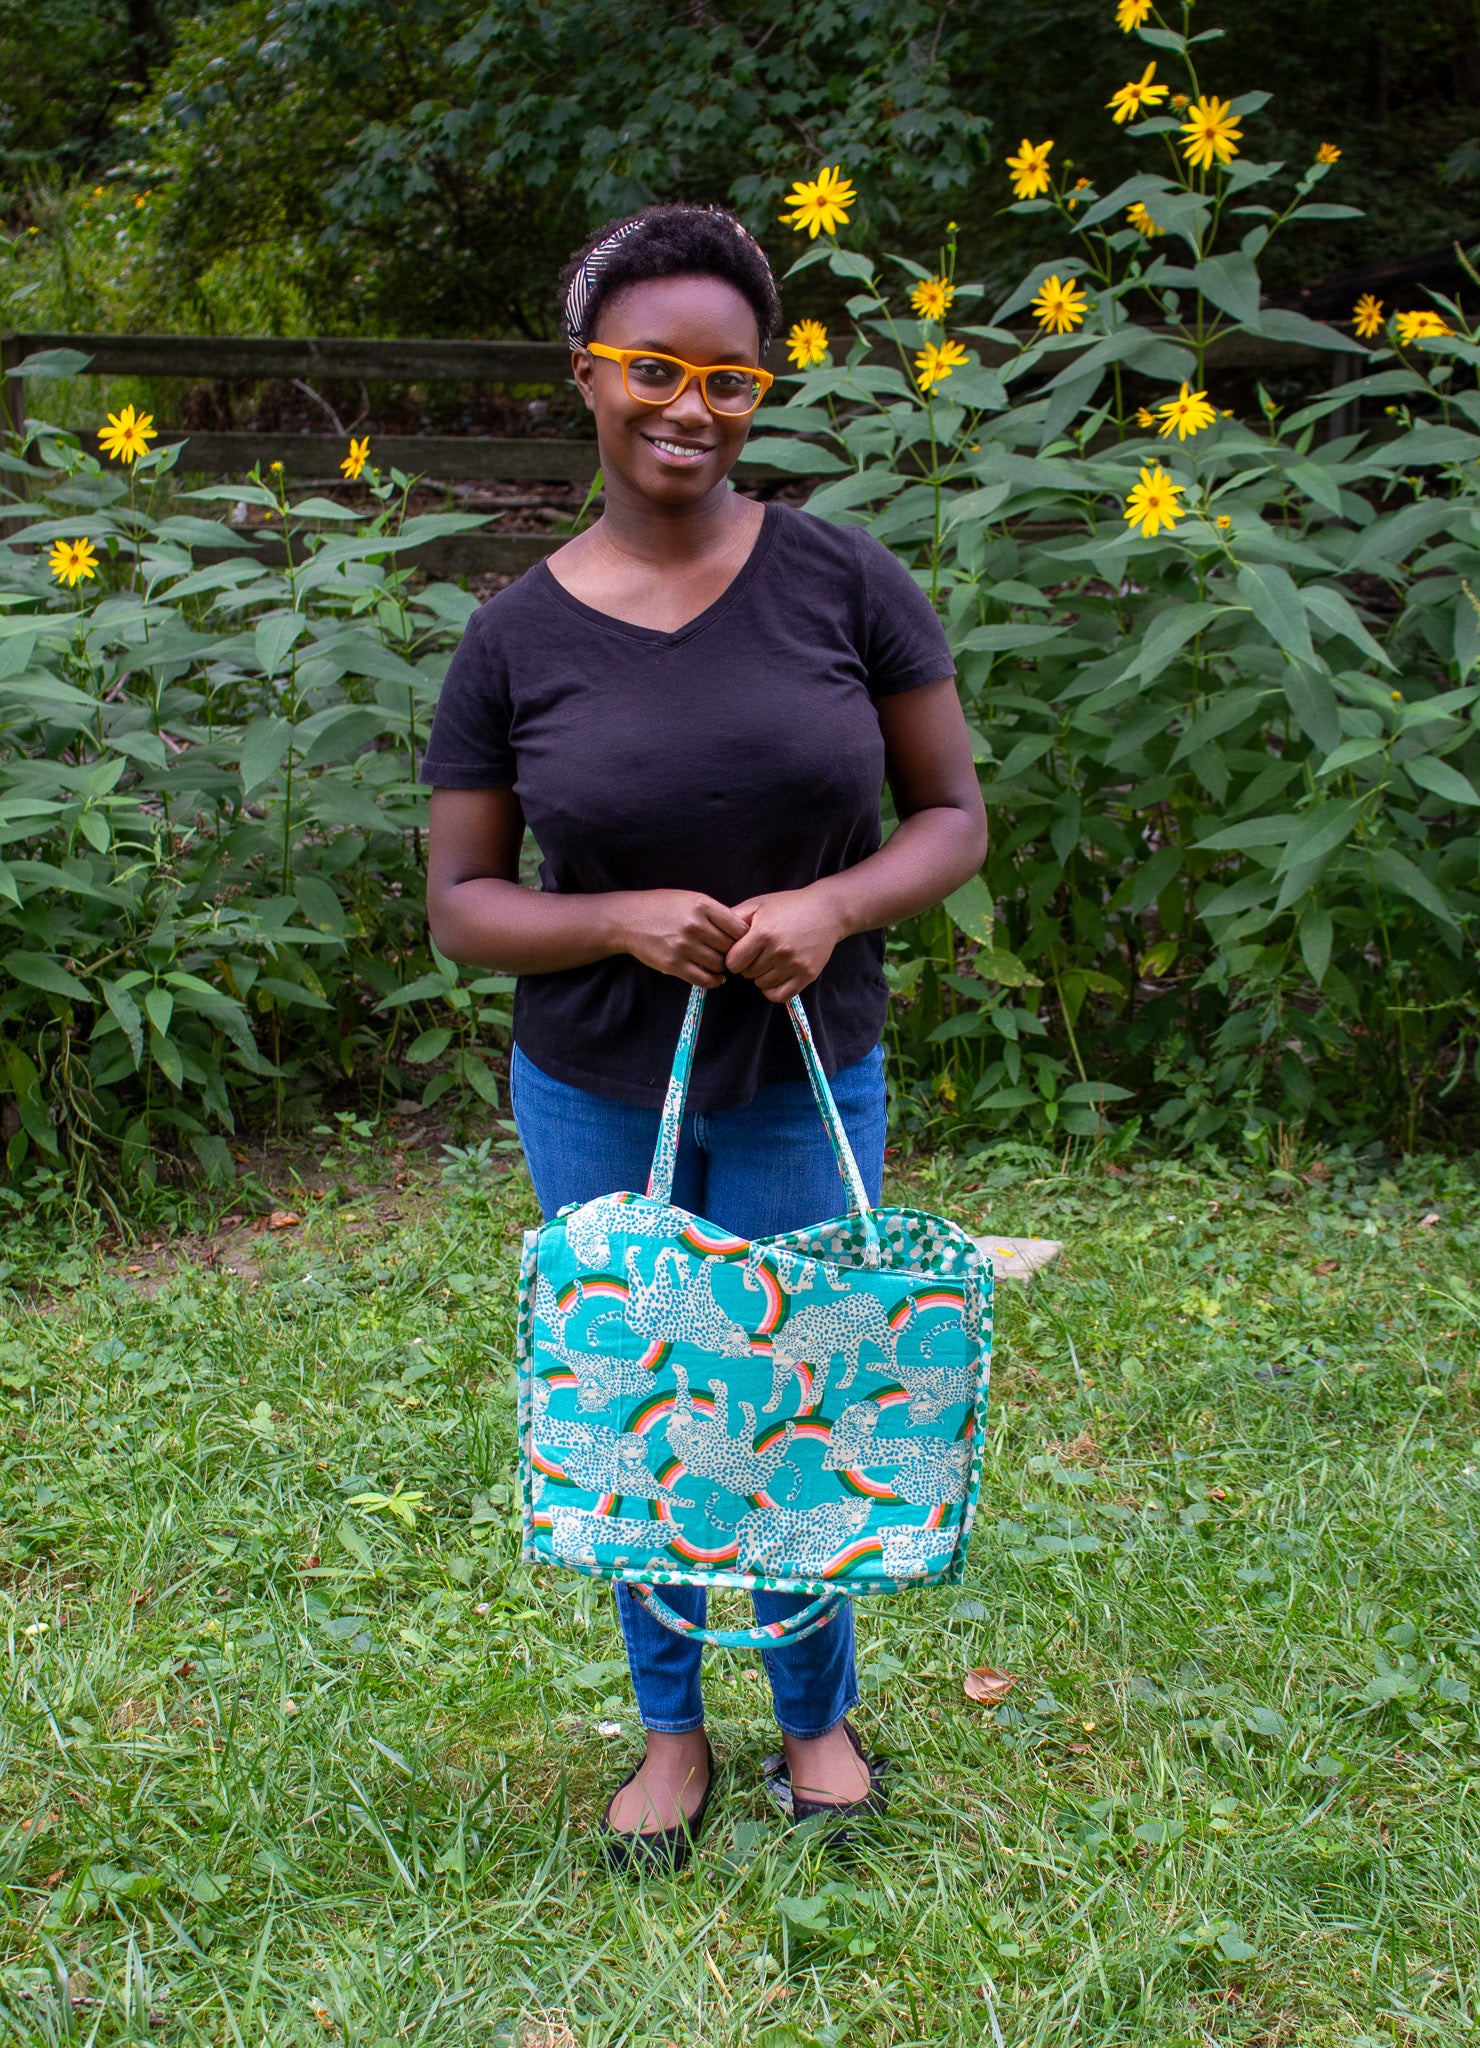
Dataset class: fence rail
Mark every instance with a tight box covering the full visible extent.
[1,325,1362,578]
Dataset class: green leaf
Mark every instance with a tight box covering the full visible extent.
[1191,252,1261,328]
[239,716,293,795]
[1298,905,1333,986]
[1125,602,1226,687]
[959,622,1068,655]
[3,952,91,1001]
[1074,172,1177,233]
[456,1050,502,1107]
[376,971,458,1011]
[801,470,907,519]
[108,729,169,771]
[406,1027,453,1064]
[735,438,848,474]
[974,947,1042,988]
[102,980,143,1063]
[1317,736,1387,777]
[1170,685,1275,761]
[1253,308,1364,353]
[1113,844,1182,914]
[294,874,347,937]
[778,1892,833,1931]
[1370,847,1460,926]
[10,346,93,378]
[1237,562,1316,669]
[254,613,307,678]
[1281,668,1341,754]
[1404,755,1480,807]
[150,1026,185,1091]
[143,986,174,1038]
[1300,584,1393,668]
[1276,797,1363,874]
[1195,814,1298,853]
[944,875,995,944]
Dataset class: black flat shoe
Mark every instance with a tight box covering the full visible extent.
[761,1721,888,1845]
[600,1738,715,1875]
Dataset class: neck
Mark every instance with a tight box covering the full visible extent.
[594,472,753,566]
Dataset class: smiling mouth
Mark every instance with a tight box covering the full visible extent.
[643,435,713,462]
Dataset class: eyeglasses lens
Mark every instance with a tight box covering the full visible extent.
[624,355,759,415]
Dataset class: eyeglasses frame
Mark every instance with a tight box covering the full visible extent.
[582,343,773,417]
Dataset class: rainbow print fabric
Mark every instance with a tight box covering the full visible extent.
[516,1187,993,1607]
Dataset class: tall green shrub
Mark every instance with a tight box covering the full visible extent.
[0,410,503,1191]
[759,5,1480,1152]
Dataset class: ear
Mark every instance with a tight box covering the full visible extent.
[570,346,597,414]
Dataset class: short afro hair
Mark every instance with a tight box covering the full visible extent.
[560,203,781,353]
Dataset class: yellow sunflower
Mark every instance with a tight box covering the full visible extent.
[1126,201,1164,237]
[1352,293,1384,339]
[1156,382,1217,440]
[1031,274,1089,334]
[910,275,956,321]
[1135,406,1157,429]
[1180,95,1242,171]
[785,318,829,368]
[915,339,970,393]
[1116,0,1153,27]
[97,404,156,464]
[1316,142,1341,164]
[48,537,99,588]
[1108,62,1169,125]
[1123,462,1186,538]
[340,436,371,481]
[1395,309,1453,345]
[1005,137,1054,201]
[780,165,856,238]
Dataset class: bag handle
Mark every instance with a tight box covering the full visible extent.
[628,1580,846,1650]
[645,986,879,1262]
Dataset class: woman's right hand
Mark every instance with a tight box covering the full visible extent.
[611,890,751,988]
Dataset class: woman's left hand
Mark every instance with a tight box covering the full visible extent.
[724,886,846,1002]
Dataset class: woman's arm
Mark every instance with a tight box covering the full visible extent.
[724,677,988,1002]
[426,786,750,987]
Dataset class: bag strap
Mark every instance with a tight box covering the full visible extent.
[628,1580,845,1650]
[645,986,880,1263]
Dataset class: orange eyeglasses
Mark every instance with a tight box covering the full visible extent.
[584,344,773,417]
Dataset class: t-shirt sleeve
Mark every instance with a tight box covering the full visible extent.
[855,528,957,698]
[418,608,516,787]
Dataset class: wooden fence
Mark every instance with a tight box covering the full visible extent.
[0,327,1362,579]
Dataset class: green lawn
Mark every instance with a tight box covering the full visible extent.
[2,1140,1478,2048]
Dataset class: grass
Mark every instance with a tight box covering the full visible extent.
[2,1134,1479,2048]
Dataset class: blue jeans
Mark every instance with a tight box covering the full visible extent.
[512,1038,887,1738]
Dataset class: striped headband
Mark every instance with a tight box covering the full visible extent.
[563,209,773,348]
[563,221,642,347]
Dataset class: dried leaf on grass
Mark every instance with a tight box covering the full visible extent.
[964,1665,1018,1705]
[516,2022,580,2048]
[268,1210,302,1231]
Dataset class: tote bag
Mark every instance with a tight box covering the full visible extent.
[515,987,993,1649]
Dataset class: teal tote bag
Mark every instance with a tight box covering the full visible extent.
[515,988,993,1649]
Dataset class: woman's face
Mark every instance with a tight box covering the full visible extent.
[573,272,763,509]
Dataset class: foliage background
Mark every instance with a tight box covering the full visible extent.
[6,2,1480,1195]
[3,0,1480,339]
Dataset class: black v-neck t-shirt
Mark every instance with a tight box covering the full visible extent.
[419,501,955,1111]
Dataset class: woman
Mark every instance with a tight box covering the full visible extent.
[423,202,986,1867]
